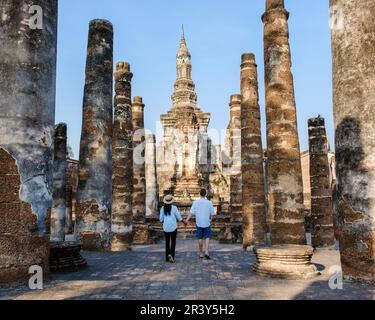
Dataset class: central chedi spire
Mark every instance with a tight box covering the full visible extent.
[158,27,211,205]
[172,26,198,108]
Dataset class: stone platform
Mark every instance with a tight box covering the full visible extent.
[50,242,87,273]
[252,245,320,280]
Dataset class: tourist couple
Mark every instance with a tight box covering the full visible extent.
[159,189,214,263]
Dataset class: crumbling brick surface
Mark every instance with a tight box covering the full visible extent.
[76,19,113,251]
[331,0,375,283]
[0,0,57,286]
[308,117,335,248]
[0,149,50,286]
[241,53,267,249]
[51,123,68,242]
[111,62,134,251]
[228,95,243,244]
[262,0,306,245]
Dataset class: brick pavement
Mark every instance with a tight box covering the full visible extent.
[0,240,374,300]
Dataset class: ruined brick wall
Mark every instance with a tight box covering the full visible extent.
[76,20,113,251]
[331,0,375,282]
[262,0,306,245]
[0,0,58,285]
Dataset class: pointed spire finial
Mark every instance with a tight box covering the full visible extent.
[181,24,186,46]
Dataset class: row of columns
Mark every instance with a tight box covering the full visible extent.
[1,0,375,285]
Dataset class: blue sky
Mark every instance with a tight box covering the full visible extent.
[56,0,333,158]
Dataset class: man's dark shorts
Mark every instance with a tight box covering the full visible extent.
[197,226,211,240]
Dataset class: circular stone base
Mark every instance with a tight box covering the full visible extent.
[50,241,87,273]
[252,245,320,280]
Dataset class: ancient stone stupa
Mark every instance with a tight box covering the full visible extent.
[157,28,229,210]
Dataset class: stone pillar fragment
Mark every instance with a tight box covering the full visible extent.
[228,95,243,243]
[132,96,148,244]
[51,123,68,242]
[308,117,335,248]
[262,0,306,245]
[145,134,159,217]
[0,0,58,285]
[76,19,113,251]
[241,53,267,249]
[111,62,133,252]
[330,0,375,282]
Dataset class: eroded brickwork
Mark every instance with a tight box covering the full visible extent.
[111,62,134,251]
[145,134,158,217]
[76,20,113,251]
[331,0,375,282]
[308,117,335,248]
[65,159,79,235]
[262,0,306,245]
[228,95,243,243]
[0,0,57,285]
[132,96,148,244]
[51,123,68,242]
[240,53,267,248]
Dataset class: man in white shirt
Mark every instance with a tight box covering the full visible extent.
[185,189,215,260]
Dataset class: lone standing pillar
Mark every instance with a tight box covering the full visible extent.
[331,0,375,282]
[0,0,58,285]
[308,117,335,248]
[111,62,134,251]
[132,96,148,244]
[262,0,306,245]
[76,20,113,251]
[145,134,158,217]
[228,95,243,243]
[51,123,68,242]
[241,53,267,249]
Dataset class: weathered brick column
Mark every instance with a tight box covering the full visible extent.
[111,62,134,252]
[331,0,375,282]
[132,96,148,244]
[228,95,243,243]
[145,134,158,217]
[241,53,267,249]
[51,123,68,242]
[0,0,58,285]
[308,117,335,248]
[76,19,113,251]
[262,0,306,245]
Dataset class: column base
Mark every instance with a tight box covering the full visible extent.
[50,241,87,273]
[252,244,320,280]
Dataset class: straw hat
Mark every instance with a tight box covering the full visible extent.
[163,194,175,205]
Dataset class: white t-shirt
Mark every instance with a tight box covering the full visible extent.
[190,198,215,228]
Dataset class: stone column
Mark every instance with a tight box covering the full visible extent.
[51,123,68,242]
[145,134,159,217]
[241,53,267,249]
[132,96,148,244]
[111,62,134,252]
[262,0,306,245]
[76,19,113,251]
[228,95,243,243]
[331,0,375,282]
[308,117,335,248]
[0,0,58,285]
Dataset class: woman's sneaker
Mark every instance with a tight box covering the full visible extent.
[168,254,174,263]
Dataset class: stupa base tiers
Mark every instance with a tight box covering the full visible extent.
[252,245,320,280]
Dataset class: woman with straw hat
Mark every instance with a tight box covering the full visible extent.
[160,194,184,263]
